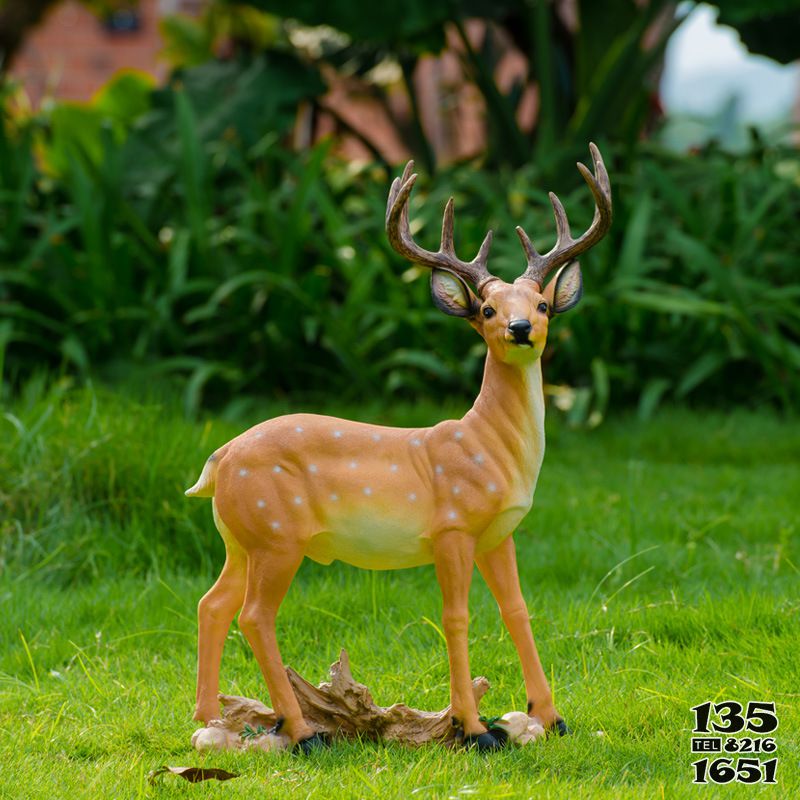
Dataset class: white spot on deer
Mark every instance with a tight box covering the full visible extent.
[363,487,372,496]
[454,430,464,441]
[257,499,266,508]
[333,430,343,439]
[239,468,249,477]
[452,485,461,495]
[390,464,398,473]
[273,465,282,474]
[408,492,417,502]
[309,464,318,474]
[488,482,497,493]
[411,438,421,447]
[254,432,264,439]
[435,465,444,475]
[293,496,303,505]
[349,460,358,469]
[473,454,485,466]
[330,493,339,502]
[447,510,457,520]
[372,433,382,442]
[271,521,281,530]
[295,426,304,433]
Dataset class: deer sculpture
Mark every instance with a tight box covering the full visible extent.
[186,144,612,752]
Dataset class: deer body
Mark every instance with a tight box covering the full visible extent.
[191,354,545,572]
[187,146,611,751]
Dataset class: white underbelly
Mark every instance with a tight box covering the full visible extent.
[304,499,532,570]
[306,513,432,570]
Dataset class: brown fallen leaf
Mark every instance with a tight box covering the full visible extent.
[148,765,239,784]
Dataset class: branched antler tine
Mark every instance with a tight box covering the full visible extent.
[385,162,496,290]
[515,226,540,262]
[441,198,455,254]
[548,191,571,245]
[386,161,415,223]
[475,230,493,265]
[519,142,612,285]
[385,177,400,223]
[590,141,610,194]
[386,172,419,253]
[576,162,602,204]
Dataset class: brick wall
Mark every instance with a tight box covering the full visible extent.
[11,0,169,106]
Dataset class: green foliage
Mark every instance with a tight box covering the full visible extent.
[555,141,800,417]
[40,71,155,176]
[2,66,799,416]
[243,0,683,175]
[159,3,282,67]
[256,0,452,47]
[215,1,795,177]
[239,723,269,739]
[715,0,800,64]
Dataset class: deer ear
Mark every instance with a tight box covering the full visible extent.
[430,268,479,317]
[544,261,583,314]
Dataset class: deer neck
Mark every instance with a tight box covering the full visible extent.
[464,350,546,487]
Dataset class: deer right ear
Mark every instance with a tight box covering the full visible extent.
[431,268,480,317]
[545,261,583,315]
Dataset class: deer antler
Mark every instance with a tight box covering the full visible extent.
[386,161,497,293]
[516,143,612,288]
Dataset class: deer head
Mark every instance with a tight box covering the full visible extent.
[385,144,612,365]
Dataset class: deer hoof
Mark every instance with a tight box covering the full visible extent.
[293,732,330,754]
[463,729,508,752]
[549,718,570,737]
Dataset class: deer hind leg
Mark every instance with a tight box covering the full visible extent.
[432,529,497,745]
[475,535,565,733]
[194,511,247,723]
[237,544,315,745]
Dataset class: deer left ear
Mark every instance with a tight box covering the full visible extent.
[431,268,480,317]
[544,261,583,314]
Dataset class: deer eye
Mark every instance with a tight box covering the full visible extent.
[482,306,496,319]
[537,302,548,314]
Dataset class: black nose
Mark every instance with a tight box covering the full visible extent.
[508,319,532,342]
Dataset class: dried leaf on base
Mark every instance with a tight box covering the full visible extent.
[286,649,489,744]
[196,649,490,750]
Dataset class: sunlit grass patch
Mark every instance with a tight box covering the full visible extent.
[1,384,798,797]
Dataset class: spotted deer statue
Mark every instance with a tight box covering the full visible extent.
[186,144,612,752]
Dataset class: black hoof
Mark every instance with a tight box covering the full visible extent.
[551,718,570,737]
[463,729,508,752]
[293,732,330,754]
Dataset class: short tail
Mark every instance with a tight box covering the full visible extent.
[185,445,228,498]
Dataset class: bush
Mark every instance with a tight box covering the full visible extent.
[1,73,799,418]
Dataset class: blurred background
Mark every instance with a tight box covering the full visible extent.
[3,8,800,787]
[1,0,799,422]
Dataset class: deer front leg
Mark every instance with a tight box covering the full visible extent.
[433,529,503,749]
[476,536,566,734]
[194,548,246,723]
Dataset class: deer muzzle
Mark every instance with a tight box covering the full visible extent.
[507,319,533,345]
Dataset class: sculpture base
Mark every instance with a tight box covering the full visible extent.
[192,650,545,752]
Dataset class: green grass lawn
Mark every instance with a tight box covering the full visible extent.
[1,381,798,798]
